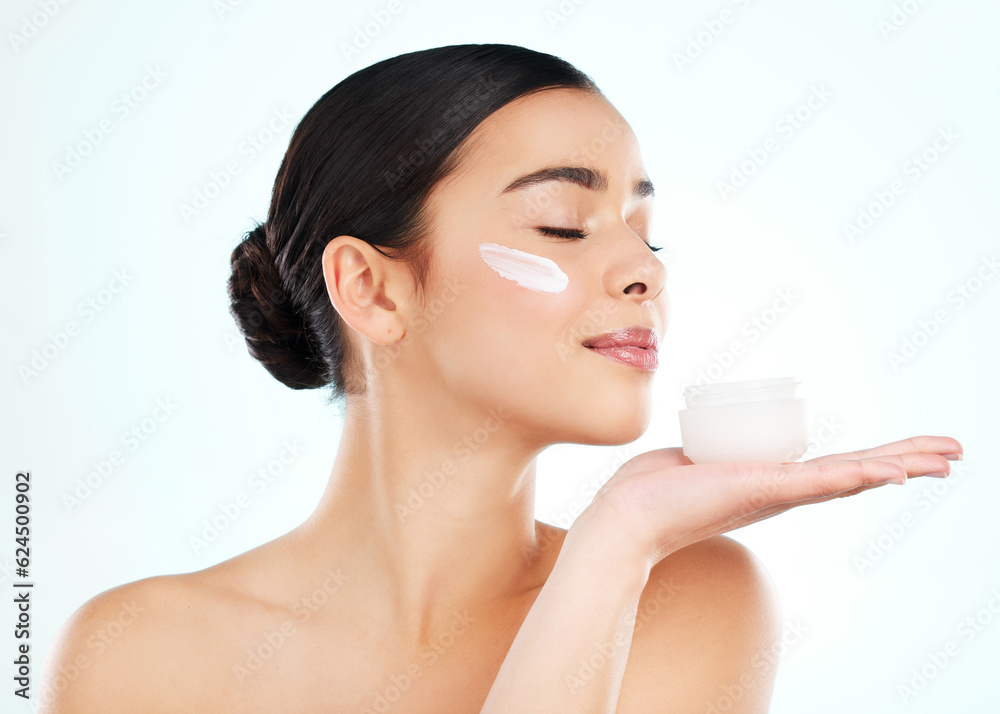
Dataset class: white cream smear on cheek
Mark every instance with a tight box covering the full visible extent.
[478,242,569,294]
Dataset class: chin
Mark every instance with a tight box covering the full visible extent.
[573,406,652,446]
[603,384,655,436]
[595,420,649,446]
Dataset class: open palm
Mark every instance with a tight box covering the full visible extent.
[585,435,962,567]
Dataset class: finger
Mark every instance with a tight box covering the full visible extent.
[636,447,694,469]
[842,451,953,479]
[725,476,903,530]
[735,458,906,515]
[760,478,899,514]
[806,435,963,464]
[595,448,694,500]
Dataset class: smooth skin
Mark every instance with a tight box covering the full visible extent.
[38,88,962,713]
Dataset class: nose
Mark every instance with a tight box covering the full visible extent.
[606,235,668,304]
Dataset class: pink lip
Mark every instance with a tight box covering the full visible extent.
[583,327,660,372]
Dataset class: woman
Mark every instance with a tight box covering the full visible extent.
[40,43,961,713]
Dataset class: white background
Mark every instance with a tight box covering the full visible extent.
[2,0,998,711]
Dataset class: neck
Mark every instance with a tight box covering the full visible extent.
[299,380,551,645]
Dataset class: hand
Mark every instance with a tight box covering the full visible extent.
[580,435,963,569]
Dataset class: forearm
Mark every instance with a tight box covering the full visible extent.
[480,516,651,713]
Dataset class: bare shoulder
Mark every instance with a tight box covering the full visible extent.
[38,571,235,713]
[618,535,782,714]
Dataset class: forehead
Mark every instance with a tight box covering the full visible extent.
[441,88,645,197]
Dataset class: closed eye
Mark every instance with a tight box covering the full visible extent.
[536,226,664,253]
[537,226,589,239]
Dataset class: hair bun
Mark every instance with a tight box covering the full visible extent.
[228,224,330,389]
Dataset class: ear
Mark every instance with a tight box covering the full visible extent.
[321,236,413,345]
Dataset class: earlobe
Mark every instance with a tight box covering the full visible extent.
[321,236,406,346]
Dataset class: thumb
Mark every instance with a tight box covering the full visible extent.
[594,446,694,500]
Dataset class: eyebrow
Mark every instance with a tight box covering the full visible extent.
[499,165,655,200]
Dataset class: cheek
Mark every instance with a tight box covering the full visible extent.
[478,242,568,295]
[426,247,588,385]
[473,244,587,335]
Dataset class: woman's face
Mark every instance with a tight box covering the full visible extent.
[408,87,669,448]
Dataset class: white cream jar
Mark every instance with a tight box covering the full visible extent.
[678,377,810,464]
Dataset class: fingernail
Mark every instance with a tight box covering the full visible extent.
[923,471,948,478]
[942,453,963,461]
[886,476,908,486]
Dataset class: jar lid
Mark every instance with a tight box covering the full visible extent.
[683,376,802,409]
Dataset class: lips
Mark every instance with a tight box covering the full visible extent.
[583,326,660,372]
[582,326,660,351]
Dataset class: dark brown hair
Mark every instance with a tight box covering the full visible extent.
[227,43,600,404]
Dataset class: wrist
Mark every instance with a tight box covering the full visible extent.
[563,506,654,588]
